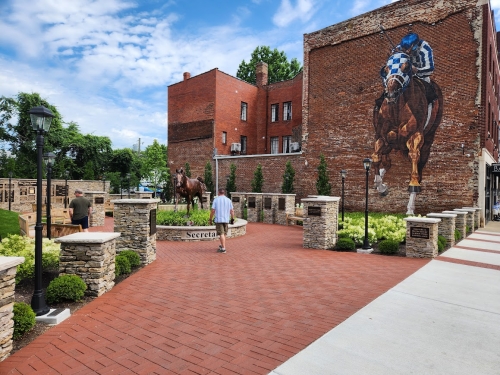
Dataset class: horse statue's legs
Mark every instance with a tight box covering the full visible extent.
[406,132,424,192]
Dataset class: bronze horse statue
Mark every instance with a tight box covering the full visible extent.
[372,52,443,214]
[174,167,206,215]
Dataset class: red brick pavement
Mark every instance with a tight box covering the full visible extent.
[2,219,428,375]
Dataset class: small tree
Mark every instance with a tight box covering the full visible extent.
[281,161,295,193]
[204,161,215,200]
[251,164,264,193]
[316,154,331,195]
[226,164,237,198]
[184,162,192,178]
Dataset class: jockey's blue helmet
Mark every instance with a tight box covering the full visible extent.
[400,33,420,52]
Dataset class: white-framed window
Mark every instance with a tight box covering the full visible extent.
[222,131,227,145]
[270,137,279,154]
[283,101,292,121]
[282,136,292,153]
[271,104,279,122]
[240,136,247,155]
[241,102,247,121]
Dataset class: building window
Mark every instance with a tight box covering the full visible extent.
[283,102,292,121]
[241,102,247,121]
[283,136,292,153]
[222,131,227,145]
[270,137,279,154]
[271,104,279,122]
[240,136,247,155]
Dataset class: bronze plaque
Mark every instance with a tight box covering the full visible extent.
[308,206,321,216]
[150,209,157,235]
[29,187,35,195]
[410,227,429,239]
[278,198,285,210]
[18,180,37,186]
[232,196,240,203]
[264,197,272,209]
[248,197,256,208]
[94,197,104,204]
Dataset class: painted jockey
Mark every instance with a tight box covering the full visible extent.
[397,33,434,83]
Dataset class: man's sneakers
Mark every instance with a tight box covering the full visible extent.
[217,245,226,253]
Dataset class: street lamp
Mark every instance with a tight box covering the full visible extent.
[120,176,123,199]
[8,171,12,211]
[64,170,69,208]
[102,174,106,192]
[126,173,131,198]
[340,170,347,222]
[362,158,372,250]
[29,105,54,316]
[43,152,56,239]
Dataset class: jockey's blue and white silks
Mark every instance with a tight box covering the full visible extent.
[395,39,435,80]
[381,52,412,90]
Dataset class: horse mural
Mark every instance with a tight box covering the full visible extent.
[372,52,443,214]
[173,167,206,215]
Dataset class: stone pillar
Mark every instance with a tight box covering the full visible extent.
[262,194,277,224]
[426,213,457,248]
[462,207,483,228]
[201,192,211,210]
[454,208,475,234]
[277,194,296,226]
[113,199,159,265]
[135,191,155,199]
[84,191,105,227]
[246,193,263,223]
[230,193,246,219]
[443,210,467,241]
[302,196,340,249]
[404,217,441,258]
[0,257,24,362]
[56,233,120,297]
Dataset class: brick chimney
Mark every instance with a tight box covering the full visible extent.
[183,72,191,81]
[256,62,268,86]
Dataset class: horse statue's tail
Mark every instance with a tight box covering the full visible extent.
[197,176,207,192]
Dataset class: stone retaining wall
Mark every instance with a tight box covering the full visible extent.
[156,220,247,241]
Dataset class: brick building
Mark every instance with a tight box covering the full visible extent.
[168,0,500,222]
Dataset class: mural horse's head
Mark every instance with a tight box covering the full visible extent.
[372,52,443,214]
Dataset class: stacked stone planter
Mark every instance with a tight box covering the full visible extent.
[113,199,159,265]
[443,210,467,240]
[404,217,441,258]
[56,233,120,297]
[426,212,457,248]
[302,196,340,250]
[0,257,24,362]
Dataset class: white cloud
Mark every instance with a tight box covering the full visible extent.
[273,0,316,27]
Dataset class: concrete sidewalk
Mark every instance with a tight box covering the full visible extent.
[270,222,500,375]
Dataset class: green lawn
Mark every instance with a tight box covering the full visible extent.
[0,209,20,239]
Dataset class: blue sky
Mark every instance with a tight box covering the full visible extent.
[1,0,500,150]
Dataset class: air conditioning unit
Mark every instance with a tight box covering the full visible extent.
[231,143,241,152]
[291,142,300,152]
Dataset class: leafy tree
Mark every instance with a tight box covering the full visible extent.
[236,46,302,85]
[226,164,237,198]
[184,162,192,177]
[316,154,331,195]
[204,161,215,201]
[108,148,142,192]
[251,164,264,193]
[281,161,295,193]
[142,140,169,197]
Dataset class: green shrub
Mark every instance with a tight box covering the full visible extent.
[455,229,461,241]
[46,275,87,303]
[437,235,447,253]
[378,239,400,255]
[115,254,131,276]
[334,237,355,251]
[119,250,140,268]
[13,302,36,339]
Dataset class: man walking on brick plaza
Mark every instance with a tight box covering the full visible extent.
[209,188,234,254]
[69,188,92,232]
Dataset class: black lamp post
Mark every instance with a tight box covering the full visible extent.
[340,170,347,222]
[120,176,123,199]
[126,173,131,198]
[8,171,12,211]
[43,152,56,240]
[102,174,106,192]
[362,158,372,250]
[64,170,69,208]
[29,105,54,316]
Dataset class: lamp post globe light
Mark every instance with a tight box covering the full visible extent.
[8,171,13,211]
[64,170,69,208]
[43,152,56,240]
[340,170,347,222]
[29,105,54,316]
[362,158,372,250]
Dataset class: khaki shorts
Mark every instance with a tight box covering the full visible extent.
[215,223,228,235]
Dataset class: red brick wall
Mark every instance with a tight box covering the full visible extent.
[168,138,214,179]
[302,0,494,214]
